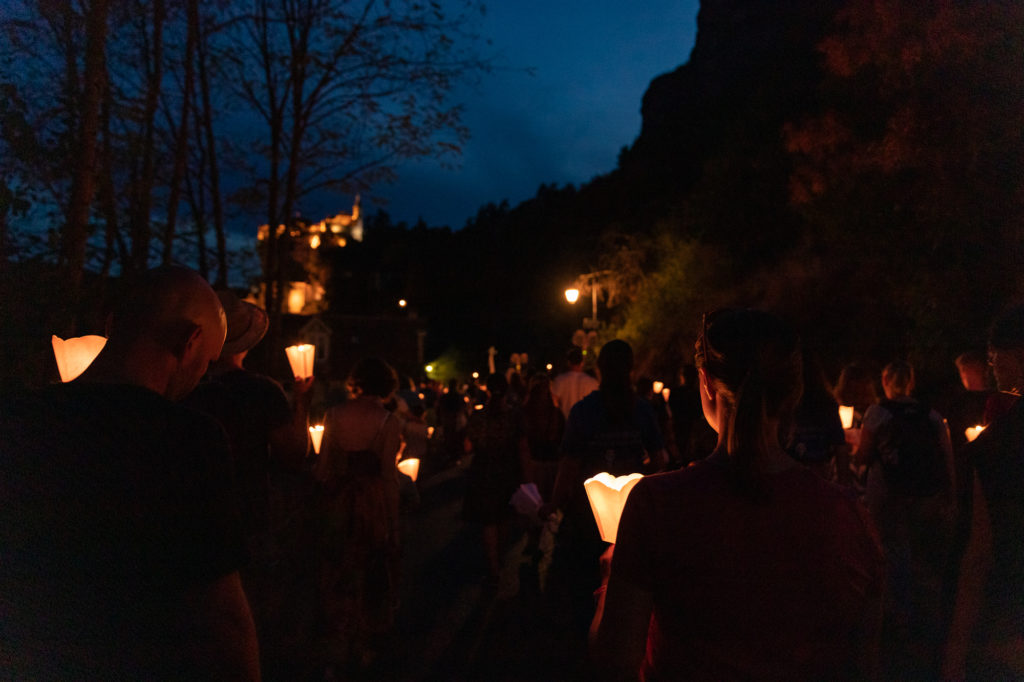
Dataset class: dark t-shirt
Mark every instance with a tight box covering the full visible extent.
[968,397,1024,644]
[562,391,665,477]
[0,382,246,679]
[612,456,884,681]
[186,368,291,533]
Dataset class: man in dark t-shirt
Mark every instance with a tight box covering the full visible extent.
[0,267,259,679]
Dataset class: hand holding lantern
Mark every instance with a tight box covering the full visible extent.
[584,472,644,544]
[285,344,316,379]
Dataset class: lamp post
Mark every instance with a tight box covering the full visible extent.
[564,270,611,330]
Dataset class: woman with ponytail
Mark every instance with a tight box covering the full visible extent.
[591,309,885,681]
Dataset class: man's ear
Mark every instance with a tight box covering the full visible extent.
[171,322,203,359]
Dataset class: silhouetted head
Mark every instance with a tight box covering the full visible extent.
[988,304,1024,394]
[100,266,226,400]
[349,357,398,399]
[485,372,508,402]
[695,309,802,460]
[834,363,878,413]
[954,351,989,391]
[566,346,584,369]
[597,339,633,391]
[881,361,914,399]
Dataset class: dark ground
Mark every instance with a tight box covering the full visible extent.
[261,455,587,682]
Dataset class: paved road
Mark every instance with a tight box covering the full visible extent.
[369,458,587,682]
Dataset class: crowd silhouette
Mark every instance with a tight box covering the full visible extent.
[2,266,1023,681]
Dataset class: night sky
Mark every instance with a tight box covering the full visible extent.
[305,1,700,230]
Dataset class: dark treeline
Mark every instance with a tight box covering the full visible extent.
[353,0,1024,396]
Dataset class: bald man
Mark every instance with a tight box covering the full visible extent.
[0,267,260,680]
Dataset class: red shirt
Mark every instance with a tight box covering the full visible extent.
[611,455,884,681]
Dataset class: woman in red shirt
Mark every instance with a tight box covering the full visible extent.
[591,309,885,681]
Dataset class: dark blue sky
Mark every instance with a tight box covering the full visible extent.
[336,1,700,229]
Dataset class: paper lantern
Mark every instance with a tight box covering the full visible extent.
[661,387,671,402]
[397,458,420,482]
[965,425,986,443]
[427,426,435,438]
[52,335,107,383]
[583,472,644,544]
[510,482,543,517]
[308,424,324,454]
[285,344,315,379]
[838,405,855,430]
[652,380,664,395]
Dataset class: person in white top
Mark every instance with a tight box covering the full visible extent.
[551,346,599,419]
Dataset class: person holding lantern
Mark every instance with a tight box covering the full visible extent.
[0,266,259,679]
[184,289,314,676]
[314,357,402,674]
[590,309,884,681]
[542,339,668,644]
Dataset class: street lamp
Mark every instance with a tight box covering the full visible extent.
[565,271,611,330]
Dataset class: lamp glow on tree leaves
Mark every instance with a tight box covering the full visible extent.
[397,458,420,482]
[52,335,107,382]
[308,424,324,454]
[584,472,644,544]
[285,344,316,379]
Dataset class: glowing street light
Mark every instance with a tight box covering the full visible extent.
[425,364,434,374]
[564,288,580,304]
[398,299,407,308]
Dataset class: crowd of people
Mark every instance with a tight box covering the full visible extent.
[1,265,1023,681]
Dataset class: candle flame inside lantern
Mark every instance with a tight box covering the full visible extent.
[285,344,316,379]
[52,335,107,382]
[397,458,420,482]
[583,472,644,544]
[965,425,986,443]
[308,424,324,454]
[838,405,855,430]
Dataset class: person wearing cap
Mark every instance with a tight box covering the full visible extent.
[185,289,313,673]
[944,304,1024,680]
[0,266,259,679]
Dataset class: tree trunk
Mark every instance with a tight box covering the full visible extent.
[161,0,198,265]
[63,0,110,310]
[195,5,227,286]
[129,0,165,273]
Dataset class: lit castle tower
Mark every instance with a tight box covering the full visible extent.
[256,196,362,314]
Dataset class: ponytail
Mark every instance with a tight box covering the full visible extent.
[696,309,802,500]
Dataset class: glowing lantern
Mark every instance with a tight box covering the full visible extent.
[285,344,316,379]
[965,425,986,443]
[52,335,107,382]
[427,426,435,438]
[662,387,671,402]
[397,458,420,482]
[838,405,855,430]
[565,288,580,304]
[583,472,643,544]
[474,403,484,411]
[472,371,480,379]
[308,424,324,454]
[652,380,664,395]
[546,363,553,371]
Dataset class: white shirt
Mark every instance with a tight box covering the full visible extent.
[551,369,599,419]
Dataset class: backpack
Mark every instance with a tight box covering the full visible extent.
[876,399,946,497]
